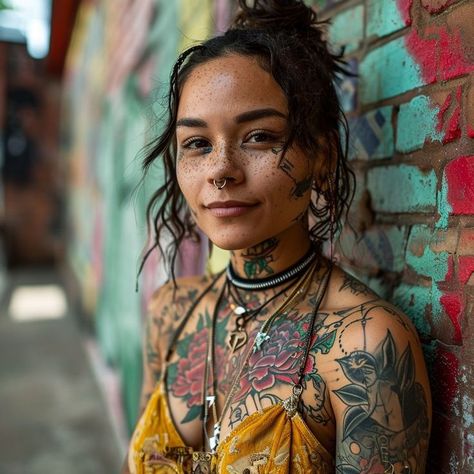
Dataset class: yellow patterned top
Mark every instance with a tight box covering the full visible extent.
[128,380,333,473]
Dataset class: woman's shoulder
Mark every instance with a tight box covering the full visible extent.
[317,264,424,368]
[147,273,220,327]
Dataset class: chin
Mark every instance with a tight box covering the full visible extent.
[208,233,263,252]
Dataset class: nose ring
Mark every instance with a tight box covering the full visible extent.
[213,178,227,189]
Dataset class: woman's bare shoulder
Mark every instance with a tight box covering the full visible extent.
[147,273,218,320]
[321,264,420,339]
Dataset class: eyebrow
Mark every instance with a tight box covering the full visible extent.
[176,108,287,128]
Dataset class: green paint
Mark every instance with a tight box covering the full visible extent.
[367,165,437,212]
[360,37,424,104]
[396,96,444,153]
[406,225,449,281]
[329,5,364,54]
[367,0,405,39]
[392,284,431,335]
[436,173,452,229]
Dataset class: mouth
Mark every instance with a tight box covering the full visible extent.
[205,200,259,218]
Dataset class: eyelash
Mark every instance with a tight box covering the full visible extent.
[182,137,212,152]
[180,130,281,154]
[245,130,279,143]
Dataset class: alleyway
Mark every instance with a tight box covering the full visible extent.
[0,268,124,474]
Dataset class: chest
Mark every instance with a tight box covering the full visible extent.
[164,302,337,453]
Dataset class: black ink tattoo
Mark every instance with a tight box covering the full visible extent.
[339,273,375,297]
[334,330,429,473]
[241,238,278,278]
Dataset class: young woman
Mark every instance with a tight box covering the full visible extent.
[124,1,431,472]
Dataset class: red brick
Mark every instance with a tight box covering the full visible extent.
[445,156,474,215]
[421,0,459,14]
[468,82,474,139]
[458,228,474,254]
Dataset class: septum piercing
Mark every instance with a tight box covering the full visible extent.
[213,178,227,189]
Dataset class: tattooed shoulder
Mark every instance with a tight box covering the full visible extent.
[338,272,376,298]
[140,274,213,408]
[325,303,431,473]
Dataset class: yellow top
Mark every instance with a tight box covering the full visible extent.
[128,381,333,473]
[129,262,333,473]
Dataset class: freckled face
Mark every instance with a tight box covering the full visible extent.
[176,54,315,250]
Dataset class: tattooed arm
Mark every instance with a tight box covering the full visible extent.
[328,303,432,473]
[121,285,171,474]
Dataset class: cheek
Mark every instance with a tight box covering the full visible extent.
[176,160,198,202]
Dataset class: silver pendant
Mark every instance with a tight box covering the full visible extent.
[254,331,270,352]
[233,305,246,315]
[209,422,220,452]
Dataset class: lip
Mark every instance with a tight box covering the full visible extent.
[205,200,258,217]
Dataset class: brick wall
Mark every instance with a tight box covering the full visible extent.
[315,0,474,471]
[65,0,474,454]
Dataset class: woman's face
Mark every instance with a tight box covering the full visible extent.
[176,54,317,251]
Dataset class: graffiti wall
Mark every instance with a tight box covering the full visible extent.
[319,0,473,471]
[64,0,473,469]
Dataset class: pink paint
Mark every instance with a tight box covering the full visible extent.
[421,0,457,14]
[433,346,460,413]
[405,25,474,85]
[437,88,462,142]
[405,29,437,84]
[458,256,474,285]
[445,156,474,214]
[437,26,474,81]
[440,292,463,344]
[396,0,413,26]
[443,255,455,283]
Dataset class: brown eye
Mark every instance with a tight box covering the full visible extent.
[246,131,276,143]
[182,138,212,154]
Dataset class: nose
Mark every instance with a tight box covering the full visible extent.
[206,142,245,187]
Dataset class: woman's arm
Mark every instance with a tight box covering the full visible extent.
[328,302,432,473]
[121,284,173,474]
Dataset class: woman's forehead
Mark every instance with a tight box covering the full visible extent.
[177,54,288,117]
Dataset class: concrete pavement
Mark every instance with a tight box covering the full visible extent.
[0,268,124,474]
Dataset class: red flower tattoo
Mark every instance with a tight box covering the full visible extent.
[234,320,313,401]
[172,327,225,409]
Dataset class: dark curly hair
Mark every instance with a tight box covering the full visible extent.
[138,0,355,281]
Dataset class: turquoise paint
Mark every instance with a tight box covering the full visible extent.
[367,164,437,212]
[392,283,431,335]
[328,5,364,54]
[436,173,452,229]
[367,0,405,39]
[360,37,424,104]
[396,96,444,153]
[406,225,449,281]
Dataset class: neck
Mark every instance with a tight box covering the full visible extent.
[230,226,312,280]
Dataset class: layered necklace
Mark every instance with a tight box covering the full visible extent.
[225,244,319,353]
[194,246,322,472]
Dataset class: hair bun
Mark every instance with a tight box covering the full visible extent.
[232,0,317,31]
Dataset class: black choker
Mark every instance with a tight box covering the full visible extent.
[226,245,319,290]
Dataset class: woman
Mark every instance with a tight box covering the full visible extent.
[124,1,431,472]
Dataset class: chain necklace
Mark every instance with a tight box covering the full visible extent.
[226,277,299,353]
[200,257,322,463]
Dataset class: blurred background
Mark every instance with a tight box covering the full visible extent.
[0,0,472,473]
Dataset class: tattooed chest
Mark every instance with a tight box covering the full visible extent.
[166,307,337,428]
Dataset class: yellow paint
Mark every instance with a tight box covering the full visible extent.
[207,244,230,275]
[179,0,213,51]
